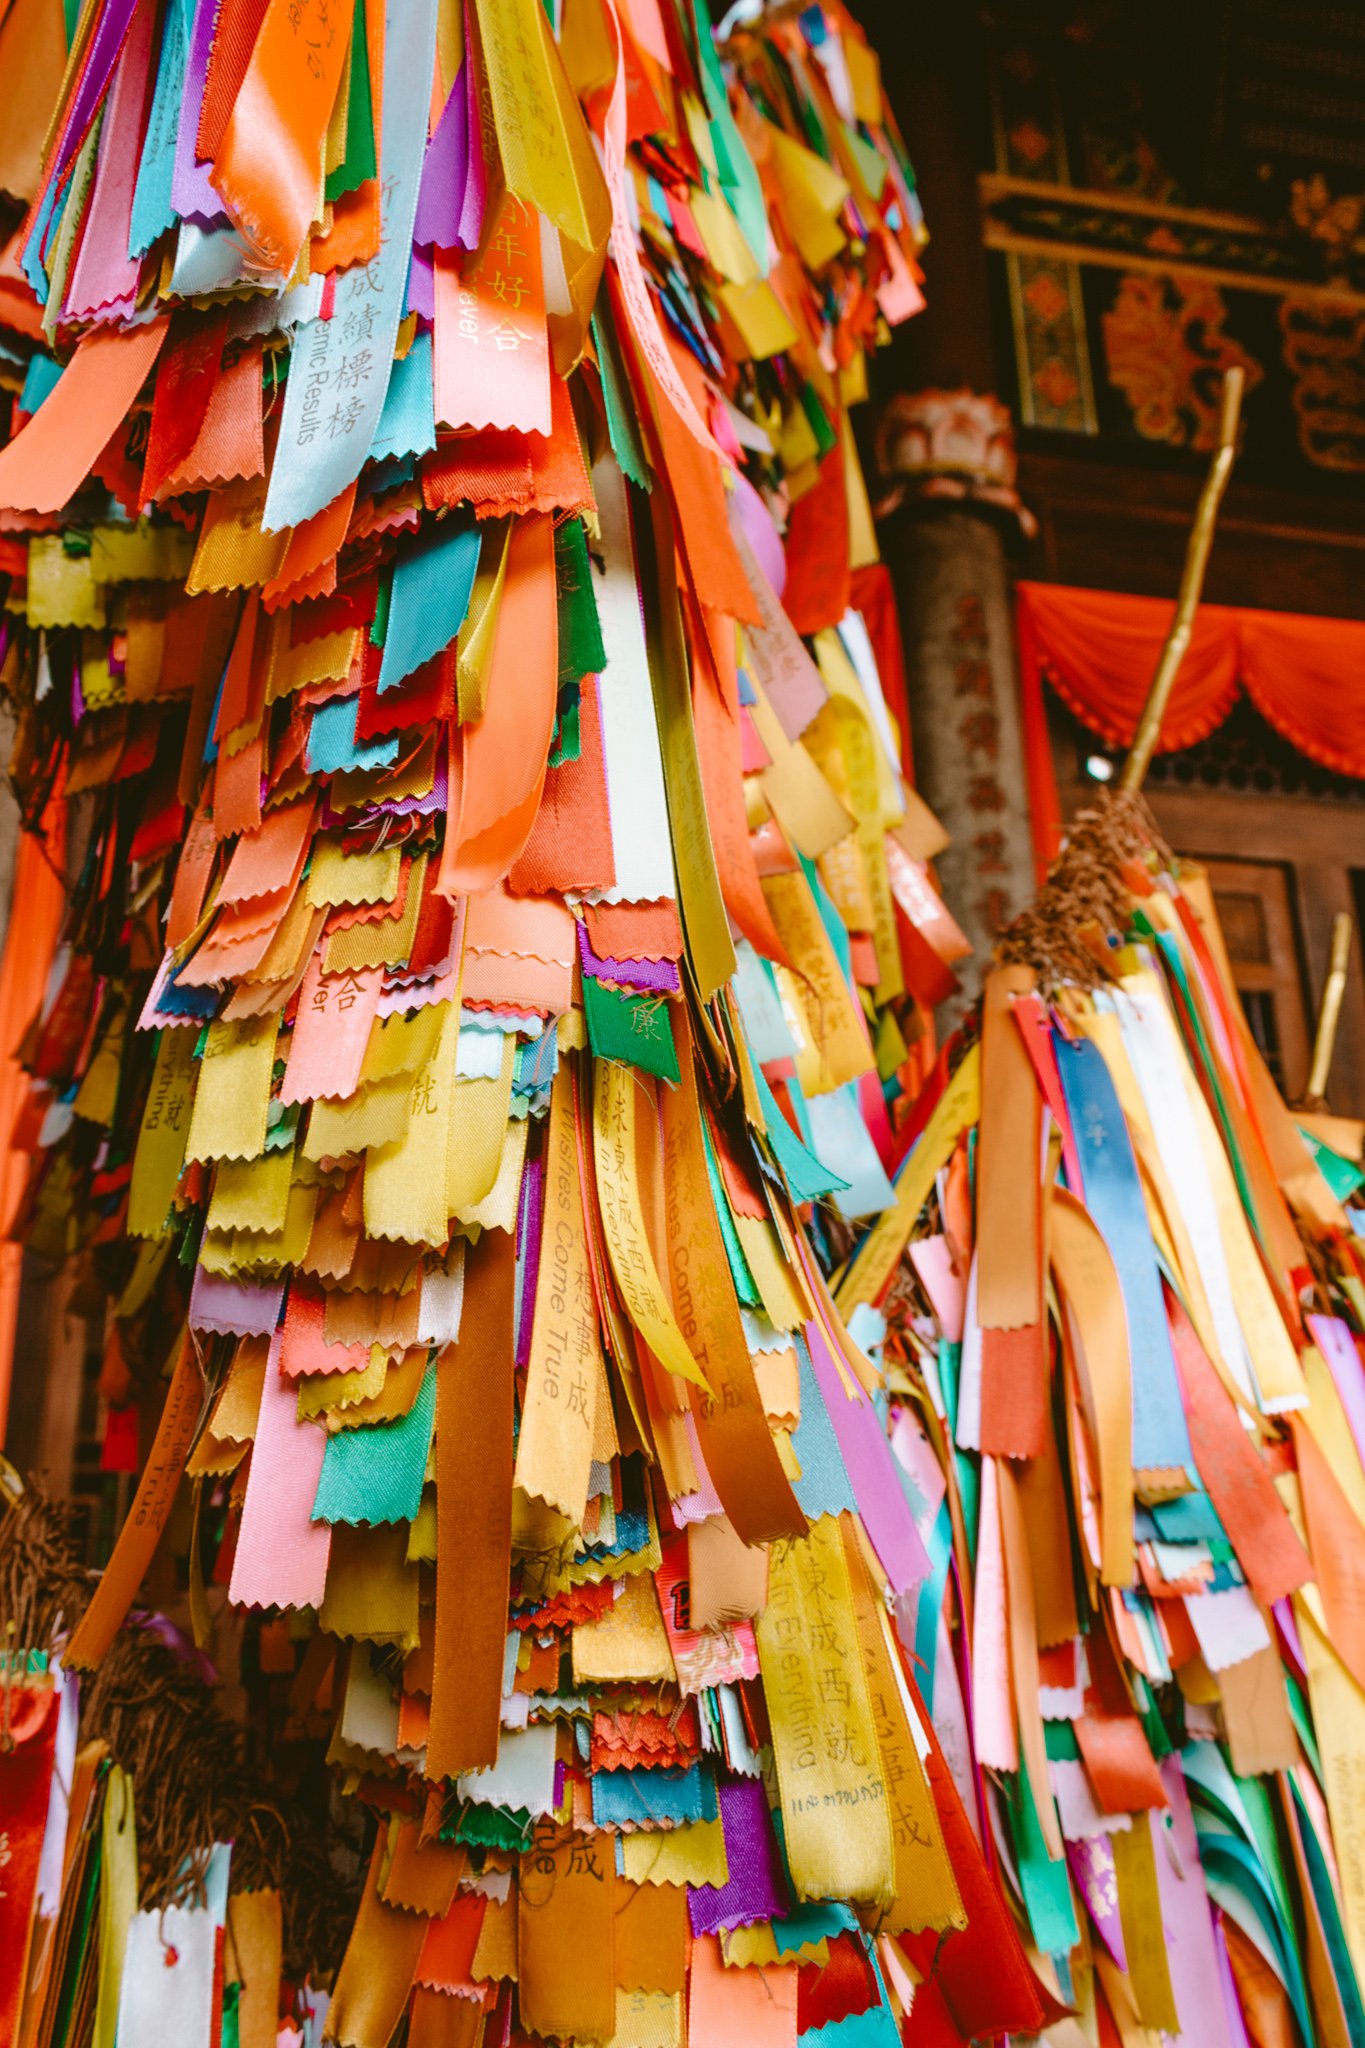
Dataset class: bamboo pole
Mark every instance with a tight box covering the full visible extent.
[1119,368,1245,793]
[1303,911,1354,1109]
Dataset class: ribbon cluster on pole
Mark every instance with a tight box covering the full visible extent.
[839,794,1365,2044]
[0,2,1006,2044]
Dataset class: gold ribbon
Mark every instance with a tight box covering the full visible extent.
[756,1515,894,1906]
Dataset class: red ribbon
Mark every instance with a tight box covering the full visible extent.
[0,1684,60,2041]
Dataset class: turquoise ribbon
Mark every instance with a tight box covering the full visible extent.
[1055,1032,1193,1476]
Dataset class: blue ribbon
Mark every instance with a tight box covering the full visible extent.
[1055,1034,1193,1476]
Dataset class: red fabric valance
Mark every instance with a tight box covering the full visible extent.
[1016,581,1365,782]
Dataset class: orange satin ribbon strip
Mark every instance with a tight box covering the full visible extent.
[64,1331,200,1670]
[326,1837,430,2048]
[518,1822,617,2041]
[1291,1415,1365,1697]
[662,1020,807,1547]
[689,610,790,967]
[408,1989,485,2048]
[977,967,1047,1459]
[227,1890,284,2048]
[211,0,354,272]
[0,317,169,515]
[437,514,558,897]
[1049,1189,1135,1591]
[613,1879,688,1994]
[1168,1292,1310,1611]
[429,1229,516,1777]
[0,798,66,1436]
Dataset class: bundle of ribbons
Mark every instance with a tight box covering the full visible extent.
[0,1480,353,2048]
[837,790,1365,2046]
[0,2,1056,2045]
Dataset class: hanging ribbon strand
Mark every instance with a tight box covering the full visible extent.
[0,0,1014,2040]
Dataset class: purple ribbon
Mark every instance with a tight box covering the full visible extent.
[174,0,230,225]
[687,1778,788,1934]
[413,64,471,252]
[801,1320,931,1597]
[515,1155,545,1369]
[577,920,681,996]
[52,0,144,189]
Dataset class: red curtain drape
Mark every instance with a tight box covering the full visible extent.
[1017,581,1365,771]
[1015,581,1365,875]
[1017,583,1241,752]
[1238,610,1365,780]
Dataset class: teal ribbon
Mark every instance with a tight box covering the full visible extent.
[1055,1032,1193,1475]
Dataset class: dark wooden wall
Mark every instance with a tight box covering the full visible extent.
[1016,447,1365,620]
[860,1,1365,1116]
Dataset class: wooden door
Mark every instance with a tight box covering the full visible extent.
[1198,858,1311,1100]
[1142,794,1365,1115]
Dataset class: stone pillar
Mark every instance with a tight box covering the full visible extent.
[875,393,1037,1000]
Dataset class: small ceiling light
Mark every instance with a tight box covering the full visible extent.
[1085,752,1115,783]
